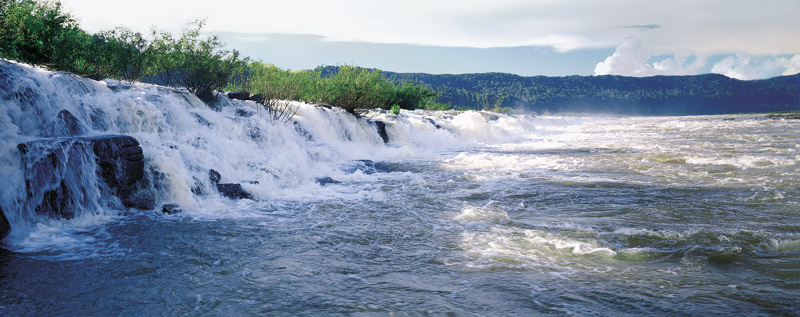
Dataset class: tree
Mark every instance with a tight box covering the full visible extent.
[148,20,247,94]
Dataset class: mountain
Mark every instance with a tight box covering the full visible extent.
[379,70,800,115]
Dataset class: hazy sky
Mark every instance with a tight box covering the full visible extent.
[60,0,800,79]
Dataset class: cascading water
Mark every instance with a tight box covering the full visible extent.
[1,59,798,315]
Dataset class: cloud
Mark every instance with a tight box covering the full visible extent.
[710,54,800,80]
[595,41,799,79]
[594,40,707,76]
[60,0,800,54]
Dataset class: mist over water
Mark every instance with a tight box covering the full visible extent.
[1,60,799,315]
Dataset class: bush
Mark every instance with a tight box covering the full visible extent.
[90,27,150,82]
[239,62,317,122]
[390,104,400,115]
[148,20,247,93]
[392,81,438,110]
[319,65,395,113]
[0,0,92,73]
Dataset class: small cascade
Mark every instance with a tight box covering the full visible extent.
[0,58,535,244]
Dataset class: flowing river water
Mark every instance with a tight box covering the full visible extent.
[1,60,799,315]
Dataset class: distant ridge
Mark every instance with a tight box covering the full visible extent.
[319,66,800,115]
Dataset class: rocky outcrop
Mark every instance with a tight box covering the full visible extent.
[208,169,254,200]
[161,203,182,214]
[315,177,341,186]
[56,110,85,136]
[373,120,389,144]
[195,87,215,103]
[18,135,154,219]
[227,91,250,100]
[216,183,254,199]
[1,205,10,239]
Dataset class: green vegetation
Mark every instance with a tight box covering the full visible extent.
[390,104,401,115]
[382,71,800,115]
[1,1,245,93]
[147,20,247,93]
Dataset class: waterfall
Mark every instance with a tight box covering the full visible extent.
[0,59,536,245]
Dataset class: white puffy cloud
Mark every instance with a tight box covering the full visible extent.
[709,54,800,80]
[594,40,707,76]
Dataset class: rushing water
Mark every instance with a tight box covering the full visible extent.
[1,60,799,315]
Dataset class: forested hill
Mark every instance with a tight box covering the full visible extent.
[380,70,800,115]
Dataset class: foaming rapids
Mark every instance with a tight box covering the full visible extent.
[0,60,535,254]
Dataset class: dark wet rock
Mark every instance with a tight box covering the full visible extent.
[249,94,263,103]
[373,120,389,144]
[424,118,441,129]
[161,203,182,214]
[235,108,255,118]
[242,180,260,185]
[209,169,221,184]
[766,113,800,119]
[1,205,11,239]
[56,110,85,136]
[195,87,215,103]
[92,135,153,209]
[216,183,253,200]
[315,177,341,186]
[86,73,103,81]
[18,135,154,218]
[316,104,332,110]
[227,91,250,100]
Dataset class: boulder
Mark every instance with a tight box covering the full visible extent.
[249,94,263,103]
[56,109,85,136]
[195,87,215,103]
[18,135,154,219]
[216,183,253,200]
[209,169,221,184]
[315,177,341,186]
[1,205,10,239]
[160,203,182,214]
[373,120,389,144]
[227,91,250,100]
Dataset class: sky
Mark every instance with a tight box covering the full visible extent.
[60,0,800,79]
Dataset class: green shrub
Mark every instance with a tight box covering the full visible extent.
[148,20,247,93]
[392,81,438,110]
[239,62,315,122]
[0,0,92,73]
[90,27,150,82]
[319,65,395,113]
[390,104,401,115]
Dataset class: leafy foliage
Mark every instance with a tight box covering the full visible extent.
[317,65,396,113]
[147,20,247,93]
[238,62,315,122]
[390,104,400,115]
[0,0,89,73]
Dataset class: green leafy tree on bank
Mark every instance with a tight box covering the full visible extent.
[147,20,247,94]
[238,62,318,123]
[0,0,90,73]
